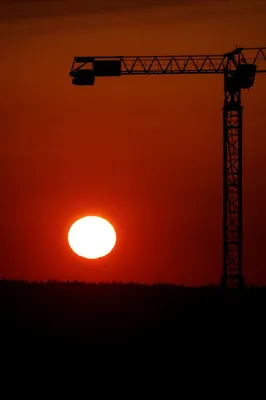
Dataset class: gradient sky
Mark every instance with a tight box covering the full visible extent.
[1,0,266,285]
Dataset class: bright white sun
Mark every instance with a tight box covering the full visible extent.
[68,216,116,259]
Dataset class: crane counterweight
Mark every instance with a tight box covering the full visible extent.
[70,69,95,86]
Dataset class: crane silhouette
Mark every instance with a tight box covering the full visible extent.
[69,47,266,288]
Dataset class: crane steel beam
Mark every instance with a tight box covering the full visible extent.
[70,47,266,76]
[222,85,244,288]
[69,47,266,288]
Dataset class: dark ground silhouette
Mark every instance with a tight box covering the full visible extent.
[1,280,266,349]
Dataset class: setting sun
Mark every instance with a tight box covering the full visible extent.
[68,216,116,259]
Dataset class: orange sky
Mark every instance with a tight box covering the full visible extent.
[1,0,266,285]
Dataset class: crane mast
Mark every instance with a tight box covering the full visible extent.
[69,47,266,288]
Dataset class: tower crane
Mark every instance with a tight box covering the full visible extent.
[69,47,266,288]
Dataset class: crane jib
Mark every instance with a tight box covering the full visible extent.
[70,48,266,86]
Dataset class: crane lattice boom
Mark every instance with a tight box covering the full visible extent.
[70,48,266,83]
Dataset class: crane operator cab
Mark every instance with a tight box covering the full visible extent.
[226,64,257,91]
[236,64,257,89]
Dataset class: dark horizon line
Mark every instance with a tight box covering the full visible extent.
[1,278,265,289]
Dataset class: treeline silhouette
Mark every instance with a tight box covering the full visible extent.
[1,280,266,346]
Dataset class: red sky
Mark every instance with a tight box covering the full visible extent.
[1,0,266,285]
